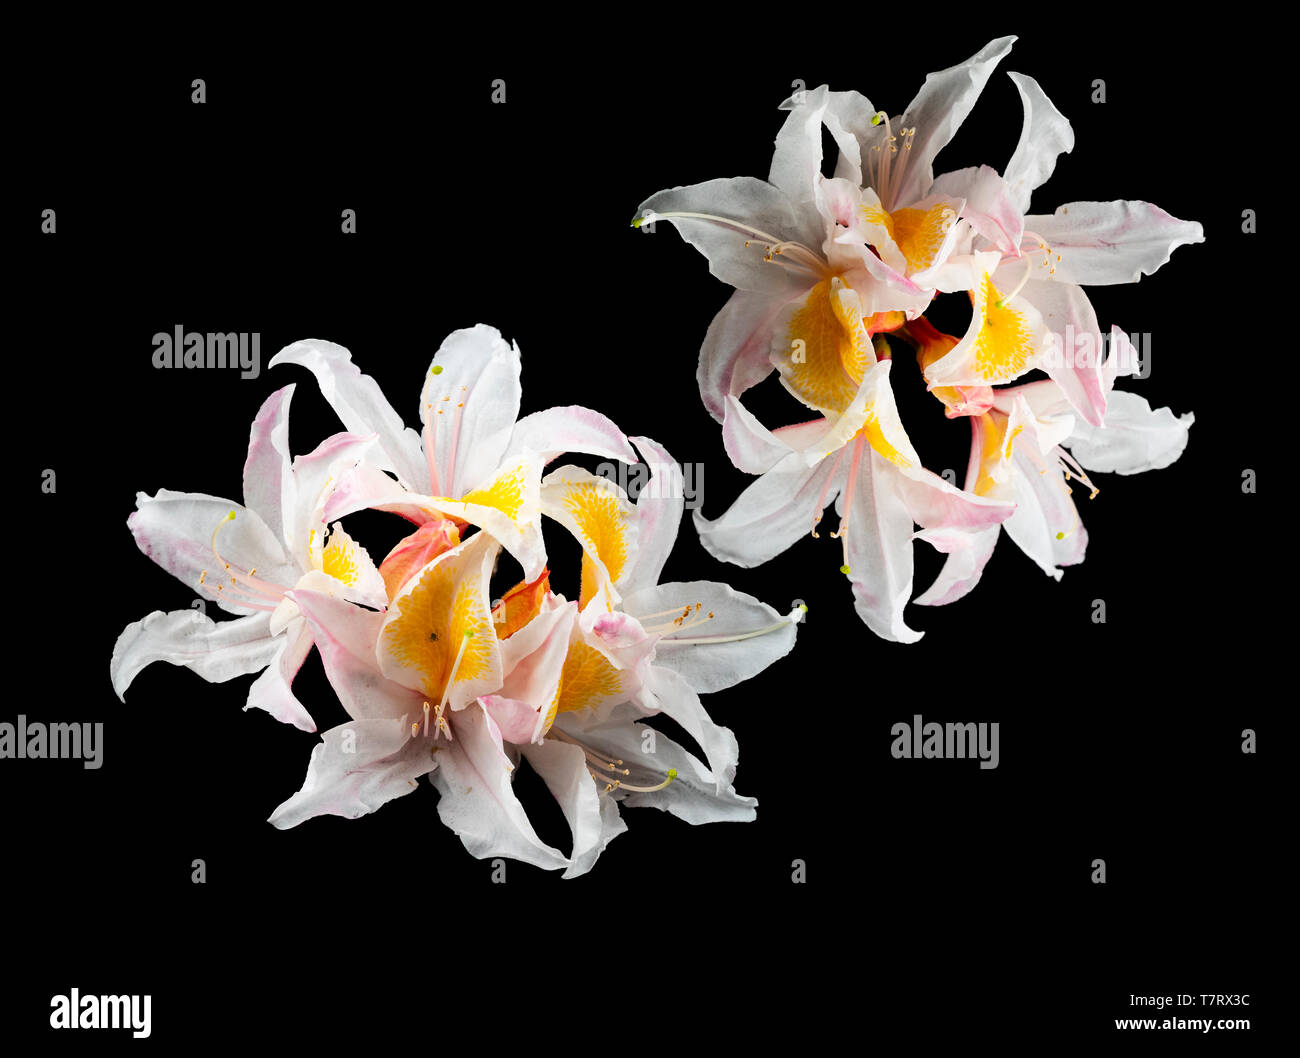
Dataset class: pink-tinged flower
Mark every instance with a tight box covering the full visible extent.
[269,439,802,877]
[633,37,1019,431]
[110,385,388,731]
[916,331,1193,604]
[914,72,1203,425]
[269,325,638,585]
[697,323,1013,642]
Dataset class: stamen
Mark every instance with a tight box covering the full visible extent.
[438,629,476,711]
[207,512,287,606]
[811,444,849,538]
[994,259,1034,309]
[831,434,868,570]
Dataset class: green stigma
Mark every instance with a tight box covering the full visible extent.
[430,364,444,375]
[1055,531,1066,540]
[225,510,236,521]
[631,216,644,229]
[799,603,808,613]
[839,564,851,575]
[666,768,678,781]
[871,113,883,125]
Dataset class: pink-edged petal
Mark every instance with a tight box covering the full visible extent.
[288,588,426,721]
[242,384,295,546]
[128,491,294,616]
[1016,277,1108,427]
[287,432,383,561]
[268,716,435,829]
[494,599,579,730]
[269,338,427,491]
[698,289,800,421]
[930,165,1023,253]
[722,396,831,475]
[244,616,316,731]
[110,609,278,699]
[914,525,1000,606]
[1026,200,1204,285]
[421,324,521,497]
[1002,450,1088,578]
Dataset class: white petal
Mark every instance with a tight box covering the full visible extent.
[843,454,922,643]
[431,701,570,871]
[635,177,822,295]
[128,490,294,615]
[1002,72,1074,214]
[422,324,522,496]
[268,717,434,829]
[694,449,845,568]
[623,435,684,594]
[520,739,626,879]
[1067,391,1193,474]
[242,385,295,547]
[111,609,278,699]
[914,526,1000,607]
[269,338,427,491]
[244,617,316,731]
[623,580,798,694]
[888,36,1017,207]
[1026,200,1204,285]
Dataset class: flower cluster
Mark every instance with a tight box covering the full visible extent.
[635,36,1201,641]
[111,326,803,876]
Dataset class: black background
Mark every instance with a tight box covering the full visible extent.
[8,24,1281,1048]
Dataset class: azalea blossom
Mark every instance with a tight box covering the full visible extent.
[268,435,803,877]
[110,384,387,731]
[269,325,639,589]
[636,36,1204,639]
[915,330,1194,604]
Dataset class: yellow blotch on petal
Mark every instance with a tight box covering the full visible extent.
[461,463,528,521]
[320,529,360,586]
[973,274,1034,382]
[890,203,955,272]
[782,278,872,414]
[562,482,630,608]
[858,410,911,468]
[553,638,623,716]
[973,412,1021,498]
[383,570,491,700]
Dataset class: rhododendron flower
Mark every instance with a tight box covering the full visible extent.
[269,326,638,587]
[110,385,387,731]
[916,331,1193,604]
[697,325,1013,642]
[268,437,802,877]
[637,36,1204,639]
